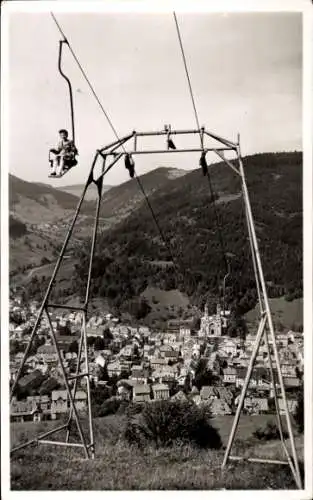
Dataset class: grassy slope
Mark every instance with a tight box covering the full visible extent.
[245,297,303,331]
[10,414,303,490]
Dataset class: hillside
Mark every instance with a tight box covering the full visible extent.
[9,168,190,277]
[56,183,112,200]
[10,153,303,324]
[72,152,302,317]
[98,166,190,225]
[9,174,95,273]
[9,174,91,224]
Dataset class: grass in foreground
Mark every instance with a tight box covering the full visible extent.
[10,414,304,490]
[11,440,304,491]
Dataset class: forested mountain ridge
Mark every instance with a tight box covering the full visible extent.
[71,152,302,316]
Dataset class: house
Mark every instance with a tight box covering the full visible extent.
[130,365,148,384]
[27,395,50,413]
[120,345,134,359]
[150,358,168,370]
[275,333,289,348]
[285,376,301,388]
[176,373,187,387]
[139,326,150,336]
[164,350,180,363]
[163,333,178,345]
[51,390,87,419]
[200,385,218,401]
[152,383,170,400]
[10,399,42,423]
[143,345,155,360]
[133,384,151,403]
[222,339,240,357]
[167,319,183,334]
[95,354,106,368]
[107,361,122,377]
[171,390,188,402]
[216,387,233,406]
[243,396,268,414]
[65,351,78,361]
[278,398,298,414]
[86,326,104,337]
[179,327,191,340]
[120,360,132,372]
[281,362,298,378]
[207,399,232,415]
[10,394,51,422]
[223,367,237,384]
[287,331,303,344]
[37,345,58,363]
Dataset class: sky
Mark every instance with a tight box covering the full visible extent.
[7,10,302,187]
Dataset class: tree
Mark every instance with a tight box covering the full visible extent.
[94,337,105,351]
[39,377,60,396]
[124,400,222,449]
[87,336,97,347]
[68,340,79,354]
[183,372,192,393]
[194,359,215,390]
[10,340,23,356]
[103,327,113,341]
[57,324,72,336]
[29,335,45,356]
[98,365,110,381]
[128,298,151,320]
[119,369,131,380]
[102,327,113,348]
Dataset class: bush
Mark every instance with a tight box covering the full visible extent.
[123,400,222,449]
[253,421,288,441]
[95,397,122,418]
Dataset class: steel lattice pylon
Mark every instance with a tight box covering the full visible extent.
[10,127,302,489]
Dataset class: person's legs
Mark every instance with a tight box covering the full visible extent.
[58,155,65,175]
[50,155,59,175]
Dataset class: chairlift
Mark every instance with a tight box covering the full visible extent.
[48,40,78,178]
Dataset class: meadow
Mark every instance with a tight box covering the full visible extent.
[10,413,304,490]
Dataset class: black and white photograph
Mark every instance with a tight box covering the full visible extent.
[1,0,312,497]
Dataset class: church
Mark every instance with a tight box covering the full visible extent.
[198,303,230,338]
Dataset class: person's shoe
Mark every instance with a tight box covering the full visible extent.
[50,172,56,176]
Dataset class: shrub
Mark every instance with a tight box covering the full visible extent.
[123,400,222,449]
[93,396,122,418]
[253,421,288,441]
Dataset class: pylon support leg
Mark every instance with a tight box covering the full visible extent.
[10,152,105,459]
[222,313,267,468]
[221,142,302,490]
[11,423,68,454]
[228,456,290,466]
[45,310,90,459]
[244,185,299,480]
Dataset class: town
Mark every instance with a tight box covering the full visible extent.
[9,294,303,423]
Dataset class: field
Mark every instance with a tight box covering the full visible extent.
[10,413,304,490]
[245,297,303,331]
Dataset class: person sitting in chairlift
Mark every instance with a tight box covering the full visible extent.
[49,129,77,176]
